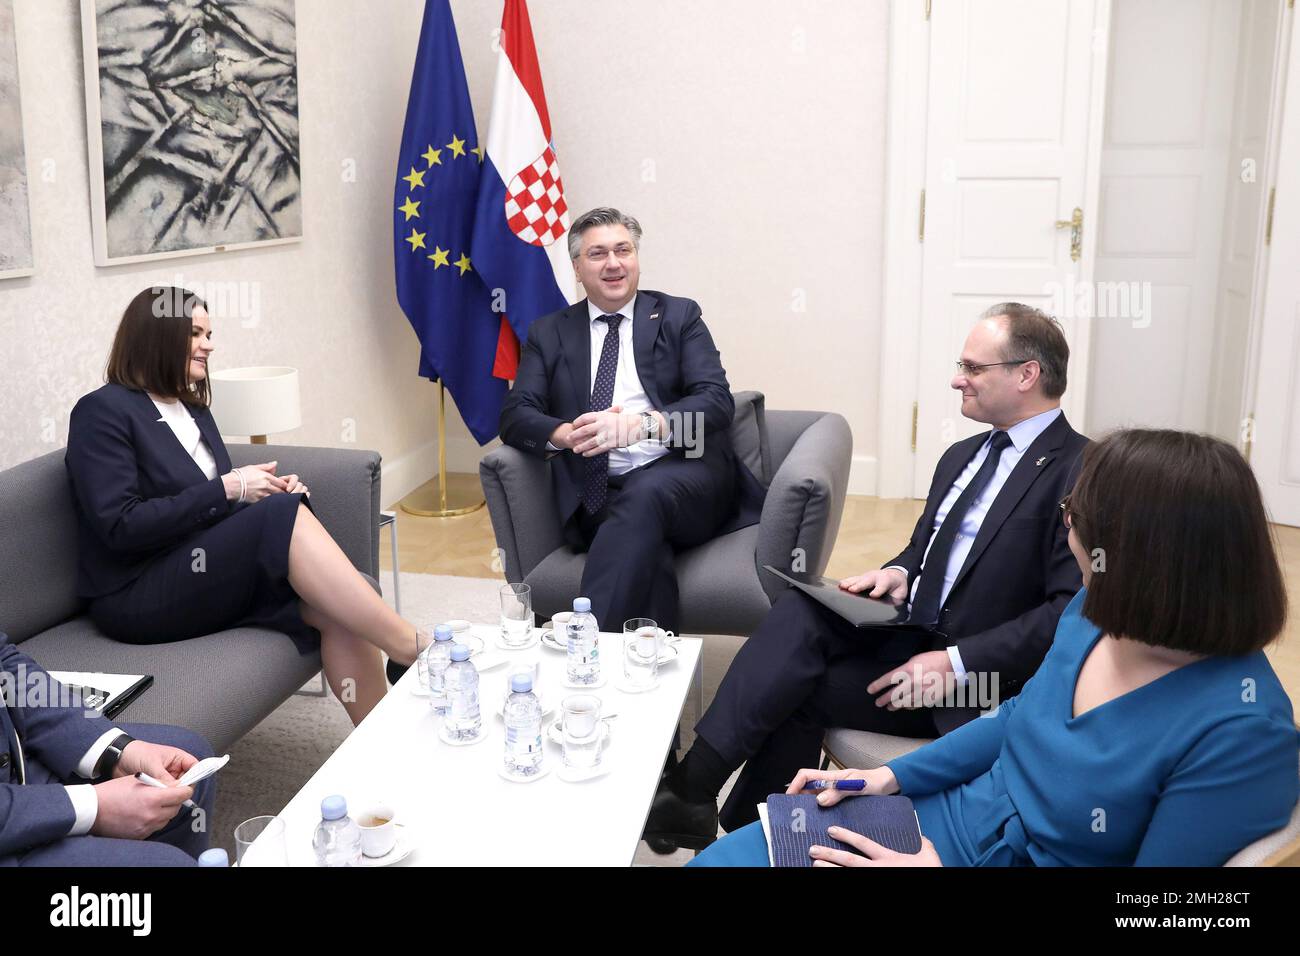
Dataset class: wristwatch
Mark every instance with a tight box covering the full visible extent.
[640,411,661,443]
[93,733,135,780]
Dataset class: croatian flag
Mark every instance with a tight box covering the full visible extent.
[471,0,576,380]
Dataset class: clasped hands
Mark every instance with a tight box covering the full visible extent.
[550,405,662,457]
[222,460,309,503]
[785,766,942,867]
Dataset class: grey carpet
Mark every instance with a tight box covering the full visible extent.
[209,571,747,866]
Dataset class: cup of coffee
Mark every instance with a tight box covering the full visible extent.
[358,803,397,858]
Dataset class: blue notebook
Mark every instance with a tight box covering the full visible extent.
[762,794,922,867]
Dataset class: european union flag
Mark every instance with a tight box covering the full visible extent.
[394,0,502,445]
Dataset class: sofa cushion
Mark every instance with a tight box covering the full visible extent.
[0,449,83,642]
[525,524,771,635]
[16,573,381,752]
[20,616,321,754]
[729,390,771,484]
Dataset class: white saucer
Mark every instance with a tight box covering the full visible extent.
[495,629,542,651]
[540,630,567,653]
[438,723,489,746]
[496,762,553,784]
[357,824,415,867]
[613,676,661,694]
[557,760,613,783]
[547,718,613,746]
[472,650,509,672]
[561,672,607,690]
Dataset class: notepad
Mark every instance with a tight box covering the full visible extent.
[760,793,923,867]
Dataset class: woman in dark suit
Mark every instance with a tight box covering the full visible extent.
[65,286,415,725]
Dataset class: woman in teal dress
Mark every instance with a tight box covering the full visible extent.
[692,429,1299,867]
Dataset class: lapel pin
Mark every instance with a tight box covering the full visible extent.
[1036,456,1047,467]
[649,312,660,320]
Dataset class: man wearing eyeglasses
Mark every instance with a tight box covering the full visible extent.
[645,302,1089,852]
[499,207,764,633]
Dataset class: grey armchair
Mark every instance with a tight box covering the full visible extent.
[479,391,852,636]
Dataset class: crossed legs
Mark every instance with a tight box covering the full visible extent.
[289,502,415,725]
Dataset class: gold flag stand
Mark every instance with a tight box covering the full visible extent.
[398,380,486,517]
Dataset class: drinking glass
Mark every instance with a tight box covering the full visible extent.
[234,815,288,867]
[622,618,661,689]
[500,583,533,647]
[560,694,606,769]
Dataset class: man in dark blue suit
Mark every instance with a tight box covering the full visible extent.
[500,207,763,632]
[1,634,216,866]
[645,303,1091,850]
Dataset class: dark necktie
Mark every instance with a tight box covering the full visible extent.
[908,430,1013,626]
[580,314,624,515]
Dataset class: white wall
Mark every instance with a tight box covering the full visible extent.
[0,0,889,500]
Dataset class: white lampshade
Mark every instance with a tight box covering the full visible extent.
[209,366,302,438]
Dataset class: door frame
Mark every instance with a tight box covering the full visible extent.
[876,0,1111,499]
[1240,0,1296,454]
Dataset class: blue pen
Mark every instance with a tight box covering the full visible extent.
[804,779,867,792]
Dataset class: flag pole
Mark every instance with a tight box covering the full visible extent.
[398,379,486,518]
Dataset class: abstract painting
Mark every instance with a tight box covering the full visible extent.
[0,0,33,279]
[81,0,302,265]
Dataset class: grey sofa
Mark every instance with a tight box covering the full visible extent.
[0,443,383,753]
[480,391,852,635]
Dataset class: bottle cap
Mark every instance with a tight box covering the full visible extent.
[197,848,229,867]
[321,794,348,821]
[573,597,591,613]
[510,673,533,693]
[434,624,454,641]
[450,644,471,662]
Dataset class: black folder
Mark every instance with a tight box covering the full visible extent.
[762,565,941,635]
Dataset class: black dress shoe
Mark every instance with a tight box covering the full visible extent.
[642,774,719,854]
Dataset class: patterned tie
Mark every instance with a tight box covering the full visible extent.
[580,314,624,515]
[908,430,1013,627]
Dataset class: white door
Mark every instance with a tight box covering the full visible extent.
[1087,0,1241,437]
[1251,5,1300,528]
[913,0,1106,497]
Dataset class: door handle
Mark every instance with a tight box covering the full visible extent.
[1055,207,1083,262]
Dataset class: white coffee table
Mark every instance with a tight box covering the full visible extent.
[273,624,703,866]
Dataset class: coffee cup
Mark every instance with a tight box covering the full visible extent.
[358,803,397,858]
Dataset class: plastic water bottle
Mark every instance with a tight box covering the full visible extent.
[444,644,481,740]
[427,623,455,714]
[312,795,362,867]
[566,597,600,685]
[503,672,544,776]
[197,848,229,867]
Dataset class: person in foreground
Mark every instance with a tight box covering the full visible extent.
[65,287,417,725]
[691,429,1299,866]
[1,632,215,866]
[648,304,1088,850]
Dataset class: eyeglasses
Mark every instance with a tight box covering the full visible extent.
[581,244,636,262]
[1059,494,1081,528]
[954,359,1030,377]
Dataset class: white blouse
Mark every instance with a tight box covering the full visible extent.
[152,398,219,481]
